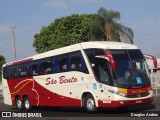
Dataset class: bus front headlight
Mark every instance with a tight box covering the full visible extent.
[108,89,127,97]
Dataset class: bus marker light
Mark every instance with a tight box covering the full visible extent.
[119,100,124,104]
[118,88,127,94]
[136,100,142,103]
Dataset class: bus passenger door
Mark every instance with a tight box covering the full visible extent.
[94,57,113,104]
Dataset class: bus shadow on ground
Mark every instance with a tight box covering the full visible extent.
[6,103,156,117]
[33,103,155,113]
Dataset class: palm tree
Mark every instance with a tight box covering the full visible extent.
[91,7,134,43]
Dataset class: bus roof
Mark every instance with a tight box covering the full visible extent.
[81,41,138,49]
[33,41,138,60]
[4,41,139,66]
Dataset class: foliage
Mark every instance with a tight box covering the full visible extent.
[0,55,5,82]
[33,7,134,53]
[33,14,96,53]
[90,7,134,43]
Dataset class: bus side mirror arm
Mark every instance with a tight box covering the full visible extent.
[144,54,157,69]
[95,55,116,71]
[106,56,116,71]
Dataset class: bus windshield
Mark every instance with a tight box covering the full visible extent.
[111,50,150,88]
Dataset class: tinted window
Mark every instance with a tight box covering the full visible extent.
[84,49,104,64]
[94,58,111,84]
[56,55,67,73]
[3,67,9,79]
[111,50,143,60]
[31,61,39,76]
[128,50,144,59]
[17,63,31,78]
[69,51,89,74]
[40,58,53,75]
[111,50,129,60]
[3,50,93,80]
[9,66,17,79]
[69,52,81,71]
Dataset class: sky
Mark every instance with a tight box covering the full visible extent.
[0,0,160,63]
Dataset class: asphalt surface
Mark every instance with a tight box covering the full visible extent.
[0,89,160,119]
[0,102,159,117]
[0,95,160,117]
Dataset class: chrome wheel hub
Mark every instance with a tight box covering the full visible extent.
[25,100,30,109]
[87,98,94,110]
[17,100,22,108]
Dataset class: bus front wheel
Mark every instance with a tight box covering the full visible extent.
[85,94,97,112]
[23,97,32,111]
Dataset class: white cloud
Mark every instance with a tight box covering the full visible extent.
[42,0,68,9]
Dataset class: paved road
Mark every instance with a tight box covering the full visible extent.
[0,91,160,118]
[0,98,160,117]
[0,103,156,117]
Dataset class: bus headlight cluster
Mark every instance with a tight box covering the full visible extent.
[148,90,153,94]
[108,90,126,97]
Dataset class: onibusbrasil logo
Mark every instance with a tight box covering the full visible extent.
[1,112,42,118]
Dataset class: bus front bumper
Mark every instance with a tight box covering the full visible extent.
[98,97,153,108]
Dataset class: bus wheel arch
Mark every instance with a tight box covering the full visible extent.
[82,92,98,112]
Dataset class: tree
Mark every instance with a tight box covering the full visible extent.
[0,55,5,82]
[90,7,134,43]
[33,8,134,53]
[33,14,96,53]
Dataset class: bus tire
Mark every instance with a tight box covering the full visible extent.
[23,97,32,111]
[85,94,97,112]
[15,97,24,111]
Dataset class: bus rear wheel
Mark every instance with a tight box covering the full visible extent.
[24,97,32,111]
[85,94,97,112]
[15,97,24,111]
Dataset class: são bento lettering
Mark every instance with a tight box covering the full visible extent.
[46,76,77,85]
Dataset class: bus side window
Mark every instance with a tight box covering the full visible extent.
[56,55,67,73]
[84,49,95,65]
[84,49,105,65]
[68,51,89,74]
[69,52,81,71]
[80,53,89,74]
[17,64,28,78]
[10,66,17,79]
[3,67,10,79]
[32,64,38,76]
[40,58,53,75]
[26,63,32,76]
[51,58,56,73]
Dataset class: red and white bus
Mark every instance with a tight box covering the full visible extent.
[2,41,153,112]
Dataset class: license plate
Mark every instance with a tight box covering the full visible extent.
[136,100,142,103]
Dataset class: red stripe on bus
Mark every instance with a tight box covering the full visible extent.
[7,77,81,107]
[127,85,152,94]
[6,58,33,66]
